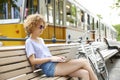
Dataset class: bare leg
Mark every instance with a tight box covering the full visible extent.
[81,59,98,80]
[69,69,90,80]
[54,58,98,80]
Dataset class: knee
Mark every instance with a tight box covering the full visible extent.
[78,58,90,66]
[81,69,89,77]
[79,58,89,64]
[80,69,90,80]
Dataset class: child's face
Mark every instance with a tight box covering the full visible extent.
[32,22,45,36]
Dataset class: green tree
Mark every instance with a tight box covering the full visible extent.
[0,0,19,18]
[71,5,76,17]
[0,0,18,9]
[110,0,120,8]
[113,24,120,41]
[97,14,103,19]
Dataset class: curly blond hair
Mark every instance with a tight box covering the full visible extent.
[24,14,47,34]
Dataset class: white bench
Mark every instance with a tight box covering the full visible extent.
[91,42,118,61]
[81,43,109,80]
[104,38,120,48]
[104,38,120,53]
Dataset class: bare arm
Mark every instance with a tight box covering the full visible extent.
[29,54,51,66]
[29,54,67,66]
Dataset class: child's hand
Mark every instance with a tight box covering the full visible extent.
[50,56,66,62]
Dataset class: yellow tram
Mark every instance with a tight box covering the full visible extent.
[0,0,117,46]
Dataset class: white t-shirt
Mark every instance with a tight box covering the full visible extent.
[25,38,52,67]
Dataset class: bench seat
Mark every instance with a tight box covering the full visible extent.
[0,43,81,80]
[100,49,118,60]
[91,42,119,61]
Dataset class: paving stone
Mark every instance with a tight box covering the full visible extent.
[106,59,120,80]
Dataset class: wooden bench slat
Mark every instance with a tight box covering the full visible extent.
[30,74,46,80]
[25,72,41,80]
[47,43,79,48]
[11,73,44,80]
[0,46,25,51]
[0,55,27,65]
[0,67,32,80]
[18,72,43,80]
[39,77,60,80]
[49,44,80,50]
[56,77,70,80]
[51,49,70,55]
[49,46,70,50]
[0,61,30,73]
[30,77,42,80]
[7,74,26,80]
[0,50,25,58]
[0,43,80,80]
[56,53,77,60]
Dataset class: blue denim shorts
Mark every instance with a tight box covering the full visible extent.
[40,62,58,77]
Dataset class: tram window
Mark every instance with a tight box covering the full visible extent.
[94,20,96,30]
[25,0,39,18]
[55,0,64,25]
[66,1,71,26]
[76,8,81,27]
[0,0,23,23]
[81,11,84,22]
[66,1,77,27]
[71,5,77,27]
[90,16,92,25]
[96,21,99,29]
[87,14,90,25]
[45,0,54,23]
[99,23,102,30]
[92,18,94,30]
[76,8,85,30]
[102,24,104,30]
[87,14,90,30]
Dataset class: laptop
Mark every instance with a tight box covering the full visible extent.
[65,47,78,61]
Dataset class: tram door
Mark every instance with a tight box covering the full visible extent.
[91,31,95,41]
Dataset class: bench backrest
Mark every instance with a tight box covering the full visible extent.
[91,42,108,51]
[0,46,36,80]
[0,43,80,80]
[104,38,120,48]
[91,41,118,61]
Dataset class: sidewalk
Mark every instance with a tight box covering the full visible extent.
[106,58,120,80]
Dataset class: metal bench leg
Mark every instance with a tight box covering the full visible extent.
[110,58,113,63]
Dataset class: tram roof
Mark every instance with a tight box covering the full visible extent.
[99,19,117,32]
[68,0,98,19]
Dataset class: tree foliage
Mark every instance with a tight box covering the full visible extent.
[0,0,19,14]
[117,0,120,2]
[0,0,18,8]
[97,14,103,19]
[109,0,120,9]
[113,24,120,41]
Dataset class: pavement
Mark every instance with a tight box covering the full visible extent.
[106,57,120,80]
